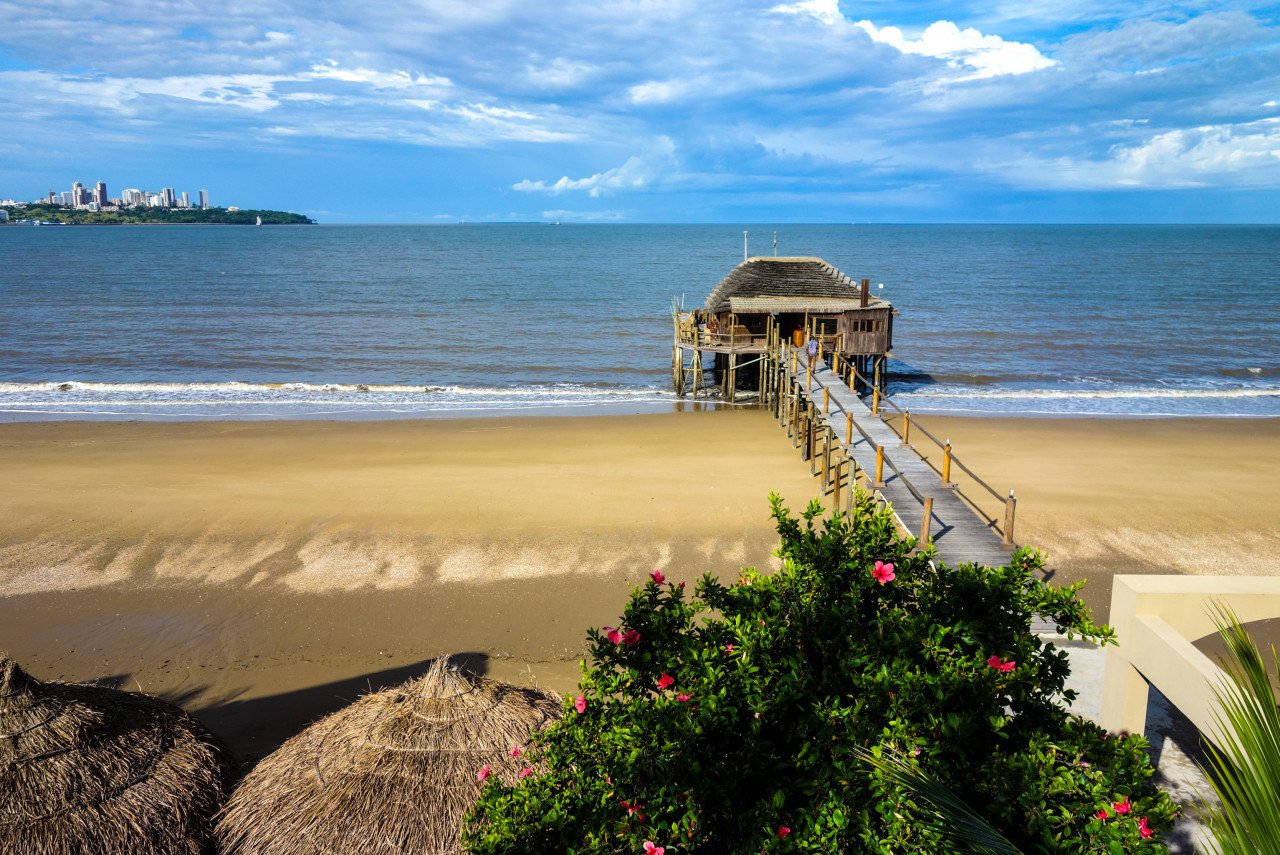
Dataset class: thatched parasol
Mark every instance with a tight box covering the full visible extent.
[216,658,562,855]
[0,654,233,855]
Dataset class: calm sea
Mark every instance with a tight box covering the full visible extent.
[1,224,1277,420]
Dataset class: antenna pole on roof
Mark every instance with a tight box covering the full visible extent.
[743,230,748,261]
[773,231,778,256]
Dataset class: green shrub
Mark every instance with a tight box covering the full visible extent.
[466,492,1177,853]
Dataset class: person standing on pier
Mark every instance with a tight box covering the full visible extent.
[806,333,819,368]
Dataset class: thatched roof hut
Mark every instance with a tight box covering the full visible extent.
[704,256,880,315]
[216,659,562,855]
[0,654,233,855]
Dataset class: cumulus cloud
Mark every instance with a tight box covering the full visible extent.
[853,19,1058,80]
[997,118,1280,189]
[512,137,677,196]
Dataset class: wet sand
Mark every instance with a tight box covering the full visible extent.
[2,411,1278,765]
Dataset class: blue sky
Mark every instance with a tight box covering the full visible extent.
[0,1,1277,223]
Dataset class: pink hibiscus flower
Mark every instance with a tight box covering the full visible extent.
[656,673,674,691]
[476,764,490,782]
[1113,798,1131,815]
[650,569,665,584]
[510,746,521,758]
[623,629,642,647]
[1137,816,1152,839]
[778,826,792,838]
[603,626,623,645]
[871,560,895,584]
[574,695,587,714]
[1094,809,1109,821]
[723,644,736,654]
[986,655,1016,673]
[676,693,692,702]
[518,767,533,779]
[643,843,665,855]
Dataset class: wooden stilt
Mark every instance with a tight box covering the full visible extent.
[822,426,832,489]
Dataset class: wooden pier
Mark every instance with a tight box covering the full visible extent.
[672,255,1019,573]
[784,347,1016,568]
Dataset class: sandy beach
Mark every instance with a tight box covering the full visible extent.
[3,409,1279,764]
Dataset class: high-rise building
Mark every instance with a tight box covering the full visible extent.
[162,187,176,208]
[121,188,144,207]
[71,181,83,206]
[180,191,189,208]
[198,189,209,209]
[94,182,107,206]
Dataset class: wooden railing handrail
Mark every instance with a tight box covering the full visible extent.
[842,361,1010,511]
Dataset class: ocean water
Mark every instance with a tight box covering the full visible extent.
[1,223,1277,420]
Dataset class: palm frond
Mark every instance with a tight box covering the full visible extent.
[1198,605,1280,855]
[854,746,1024,855]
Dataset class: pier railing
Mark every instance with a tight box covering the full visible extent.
[763,337,1018,553]
[771,343,945,550]
[837,358,1017,546]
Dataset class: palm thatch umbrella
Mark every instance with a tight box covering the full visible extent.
[216,658,562,855]
[0,654,233,855]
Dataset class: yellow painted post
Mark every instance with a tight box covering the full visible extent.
[942,440,953,486]
[874,444,885,487]
[918,496,934,549]
[845,412,853,447]
[874,358,881,394]
[902,410,911,446]
[832,352,840,378]
[872,386,880,416]
[806,358,812,391]
[1003,490,1017,546]
[822,386,829,415]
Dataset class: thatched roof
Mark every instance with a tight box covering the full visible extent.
[215,659,563,855]
[0,654,233,855]
[705,256,878,314]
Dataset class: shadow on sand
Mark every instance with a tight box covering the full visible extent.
[131,652,492,772]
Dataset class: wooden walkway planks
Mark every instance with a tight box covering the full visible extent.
[797,352,1014,570]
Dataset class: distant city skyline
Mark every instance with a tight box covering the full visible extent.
[20,178,213,212]
[0,2,1276,223]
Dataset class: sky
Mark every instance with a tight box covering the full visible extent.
[0,1,1277,223]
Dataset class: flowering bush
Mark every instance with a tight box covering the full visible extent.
[465,493,1177,853]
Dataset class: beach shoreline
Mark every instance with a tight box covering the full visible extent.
[3,409,1278,763]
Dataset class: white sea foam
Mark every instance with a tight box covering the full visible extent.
[0,380,679,421]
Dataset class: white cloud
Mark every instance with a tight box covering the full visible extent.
[305,62,451,89]
[513,137,677,196]
[854,19,1058,80]
[769,0,842,26]
[998,118,1280,189]
[627,80,688,105]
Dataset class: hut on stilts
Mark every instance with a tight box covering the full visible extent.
[0,654,233,855]
[215,658,562,855]
[672,257,894,401]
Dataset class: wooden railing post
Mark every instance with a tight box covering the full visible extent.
[942,440,953,486]
[918,496,934,549]
[823,426,832,489]
[808,403,817,472]
[874,444,885,487]
[845,412,853,448]
[902,410,911,446]
[872,386,880,416]
[832,451,843,509]
[1003,490,1017,547]
[822,386,829,415]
